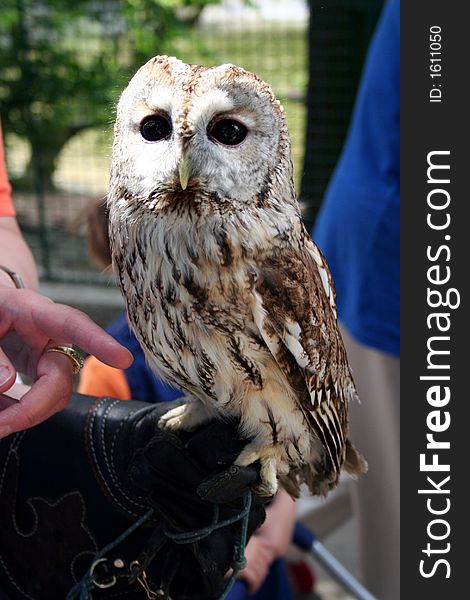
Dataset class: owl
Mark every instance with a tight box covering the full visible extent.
[108,55,366,497]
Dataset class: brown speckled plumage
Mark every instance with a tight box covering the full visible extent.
[108,55,366,497]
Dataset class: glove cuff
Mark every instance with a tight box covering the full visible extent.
[83,396,160,520]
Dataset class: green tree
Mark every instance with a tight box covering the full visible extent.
[0,0,216,190]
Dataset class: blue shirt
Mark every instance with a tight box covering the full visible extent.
[312,0,400,357]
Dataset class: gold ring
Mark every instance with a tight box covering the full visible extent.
[46,345,84,374]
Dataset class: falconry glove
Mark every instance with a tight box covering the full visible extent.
[0,394,267,600]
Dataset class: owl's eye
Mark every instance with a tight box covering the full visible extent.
[140,115,172,142]
[208,119,248,146]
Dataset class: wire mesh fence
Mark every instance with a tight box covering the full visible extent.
[1,0,381,285]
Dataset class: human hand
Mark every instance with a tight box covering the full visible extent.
[237,533,277,594]
[0,287,132,436]
[237,487,297,594]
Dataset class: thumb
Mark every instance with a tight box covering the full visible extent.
[0,348,17,394]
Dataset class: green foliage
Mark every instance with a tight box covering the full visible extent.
[0,0,218,189]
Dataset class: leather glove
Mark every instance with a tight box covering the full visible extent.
[0,394,268,600]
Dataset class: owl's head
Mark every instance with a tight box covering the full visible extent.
[110,55,294,208]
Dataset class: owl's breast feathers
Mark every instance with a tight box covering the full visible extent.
[111,204,365,493]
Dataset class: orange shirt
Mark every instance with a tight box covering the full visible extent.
[78,355,132,400]
[0,124,15,217]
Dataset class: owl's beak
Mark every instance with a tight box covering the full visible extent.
[178,155,191,190]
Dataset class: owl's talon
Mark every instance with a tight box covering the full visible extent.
[158,404,186,428]
[235,445,279,496]
[158,401,212,432]
[252,481,277,498]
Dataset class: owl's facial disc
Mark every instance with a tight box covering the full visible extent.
[112,56,293,205]
[177,118,249,190]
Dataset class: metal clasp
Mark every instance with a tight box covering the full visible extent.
[90,558,117,589]
[130,560,166,599]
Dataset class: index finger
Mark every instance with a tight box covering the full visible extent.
[31,297,133,368]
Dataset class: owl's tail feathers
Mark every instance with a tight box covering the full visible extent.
[280,463,337,499]
[343,439,368,476]
[279,440,367,499]
[279,474,302,499]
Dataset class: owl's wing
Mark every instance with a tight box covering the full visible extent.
[251,237,361,479]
